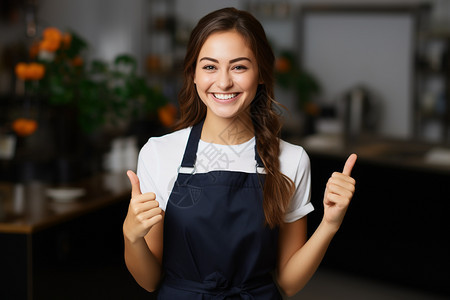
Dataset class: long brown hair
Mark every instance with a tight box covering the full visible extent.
[175,7,295,228]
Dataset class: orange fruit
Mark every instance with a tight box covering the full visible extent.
[39,38,61,52]
[15,62,28,80]
[43,27,62,42]
[39,27,63,52]
[71,56,83,67]
[158,103,178,127]
[27,63,45,80]
[275,57,291,73]
[12,118,38,137]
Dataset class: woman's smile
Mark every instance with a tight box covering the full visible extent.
[211,92,240,103]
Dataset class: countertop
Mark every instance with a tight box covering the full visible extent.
[0,172,130,234]
[295,133,450,174]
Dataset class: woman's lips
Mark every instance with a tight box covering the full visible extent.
[211,93,239,103]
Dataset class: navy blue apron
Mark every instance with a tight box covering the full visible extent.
[158,120,282,299]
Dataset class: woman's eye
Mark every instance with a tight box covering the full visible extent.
[233,65,248,71]
[202,65,216,71]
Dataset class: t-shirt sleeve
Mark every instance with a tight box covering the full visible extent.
[136,139,168,211]
[283,146,314,223]
[136,128,190,212]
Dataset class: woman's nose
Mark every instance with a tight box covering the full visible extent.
[217,70,233,89]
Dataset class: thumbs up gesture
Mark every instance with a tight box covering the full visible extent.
[123,170,163,243]
[322,154,357,231]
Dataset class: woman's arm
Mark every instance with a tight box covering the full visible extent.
[276,154,357,297]
[123,171,164,292]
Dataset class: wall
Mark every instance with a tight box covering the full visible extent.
[172,0,449,139]
[30,0,447,72]
[175,0,446,49]
[33,0,146,72]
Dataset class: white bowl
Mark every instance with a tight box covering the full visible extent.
[46,188,86,203]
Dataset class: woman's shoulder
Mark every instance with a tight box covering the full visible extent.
[139,127,191,159]
[280,139,308,158]
[143,127,190,149]
[279,139,310,173]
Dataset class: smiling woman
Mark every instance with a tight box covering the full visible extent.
[123,7,357,299]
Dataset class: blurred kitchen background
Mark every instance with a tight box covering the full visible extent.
[0,0,449,299]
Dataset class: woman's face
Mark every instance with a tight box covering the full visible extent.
[194,30,260,122]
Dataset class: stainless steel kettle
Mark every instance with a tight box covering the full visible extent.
[343,85,379,142]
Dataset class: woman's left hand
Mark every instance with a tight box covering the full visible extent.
[323,154,357,231]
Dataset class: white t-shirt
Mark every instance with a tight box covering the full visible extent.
[137,127,314,223]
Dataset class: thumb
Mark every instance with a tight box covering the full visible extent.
[127,170,142,197]
[342,153,357,176]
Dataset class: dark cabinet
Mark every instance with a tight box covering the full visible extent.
[307,152,450,297]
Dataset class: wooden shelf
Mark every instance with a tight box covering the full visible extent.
[0,173,130,234]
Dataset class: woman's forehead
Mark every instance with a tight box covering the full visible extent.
[198,31,255,61]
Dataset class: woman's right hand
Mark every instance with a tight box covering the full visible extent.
[123,170,163,243]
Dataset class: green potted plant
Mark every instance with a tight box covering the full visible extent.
[275,50,320,112]
[12,27,175,183]
[275,50,321,135]
[14,27,170,134]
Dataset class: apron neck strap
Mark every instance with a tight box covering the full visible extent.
[180,120,204,168]
[180,119,265,169]
[255,147,264,168]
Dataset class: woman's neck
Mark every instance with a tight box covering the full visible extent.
[201,114,254,145]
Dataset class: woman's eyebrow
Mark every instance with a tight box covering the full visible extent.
[199,57,252,64]
[229,57,251,64]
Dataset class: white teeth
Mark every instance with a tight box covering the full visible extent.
[214,93,237,100]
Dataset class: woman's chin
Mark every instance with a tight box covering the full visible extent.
[208,107,251,121]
